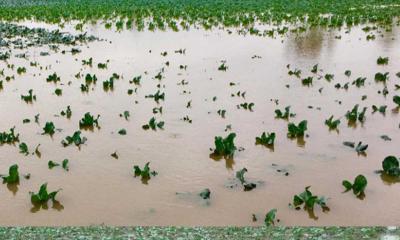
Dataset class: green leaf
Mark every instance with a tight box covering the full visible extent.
[382,156,400,177]
[199,188,211,199]
[235,168,247,184]
[30,183,60,204]
[19,142,29,155]
[48,161,60,169]
[264,209,277,226]
[213,133,236,157]
[255,132,275,146]
[42,122,55,135]
[62,159,69,171]
[342,180,352,192]
[118,129,127,135]
[2,164,19,184]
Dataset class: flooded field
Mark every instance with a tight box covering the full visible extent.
[0,21,400,226]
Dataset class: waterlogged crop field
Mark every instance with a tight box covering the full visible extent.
[1,0,400,228]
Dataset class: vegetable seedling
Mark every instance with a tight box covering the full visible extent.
[212,133,237,157]
[342,175,367,197]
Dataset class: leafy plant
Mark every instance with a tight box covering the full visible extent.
[145,90,165,103]
[377,56,389,65]
[236,168,257,191]
[21,89,36,102]
[393,96,400,106]
[1,164,19,184]
[199,188,211,199]
[48,161,60,169]
[61,131,87,147]
[19,142,29,155]
[142,117,164,130]
[218,61,228,71]
[375,72,389,82]
[372,105,386,114]
[287,120,307,138]
[133,162,158,181]
[381,156,400,177]
[292,186,328,211]
[60,106,72,118]
[325,116,340,130]
[265,209,277,226]
[255,132,275,146]
[275,106,295,120]
[342,175,367,197]
[213,133,236,157]
[0,127,19,144]
[46,73,60,83]
[79,112,100,128]
[346,105,367,123]
[355,142,368,154]
[30,183,61,204]
[42,122,55,135]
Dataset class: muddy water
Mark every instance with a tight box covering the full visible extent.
[0,22,400,226]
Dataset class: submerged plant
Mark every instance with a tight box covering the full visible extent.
[46,73,60,83]
[255,132,275,146]
[346,105,367,123]
[133,162,158,183]
[287,120,307,138]
[381,156,400,177]
[275,106,295,120]
[213,133,236,157]
[42,122,55,135]
[142,117,164,130]
[21,89,36,103]
[325,116,340,130]
[0,127,19,144]
[79,112,100,129]
[30,183,61,204]
[292,186,328,211]
[264,209,277,226]
[235,168,257,191]
[61,131,87,147]
[342,175,367,197]
[1,164,19,184]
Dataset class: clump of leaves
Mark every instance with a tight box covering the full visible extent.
[42,122,55,135]
[255,132,275,146]
[342,175,367,197]
[0,127,19,144]
[19,142,29,155]
[393,96,400,107]
[218,61,228,71]
[17,67,26,74]
[60,106,72,118]
[120,111,130,120]
[377,56,389,65]
[287,120,307,138]
[355,142,368,154]
[85,73,97,85]
[46,73,60,83]
[325,116,340,130]
[381,156,400,177]
[79,112,100,129]
[375,72,389,82]
[21,89,36,102]
[48,159,69,171]
[103,78,114,90]
[145,90,165,103]
[301,76,313,86]
[1,164,19,184]
[142,117,164,130]
[346,105,367,123]
[30,183,61,204]
[217,109,226,118]
[54,88,62,96]
[130,75,141,85]
[199,188,211,199]
[292,186,328,211]
[275,106,295,120]
[118,129,127,135]
[236,168,257,191]
[133,162,158,182]
[265,209,277,226]
[213,133,236,157]
[238,102,254,111]
[352,77,366,87]
[372,105,386,114]
[61,131,87,147]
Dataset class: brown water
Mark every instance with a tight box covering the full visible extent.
[0,22,400,226]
